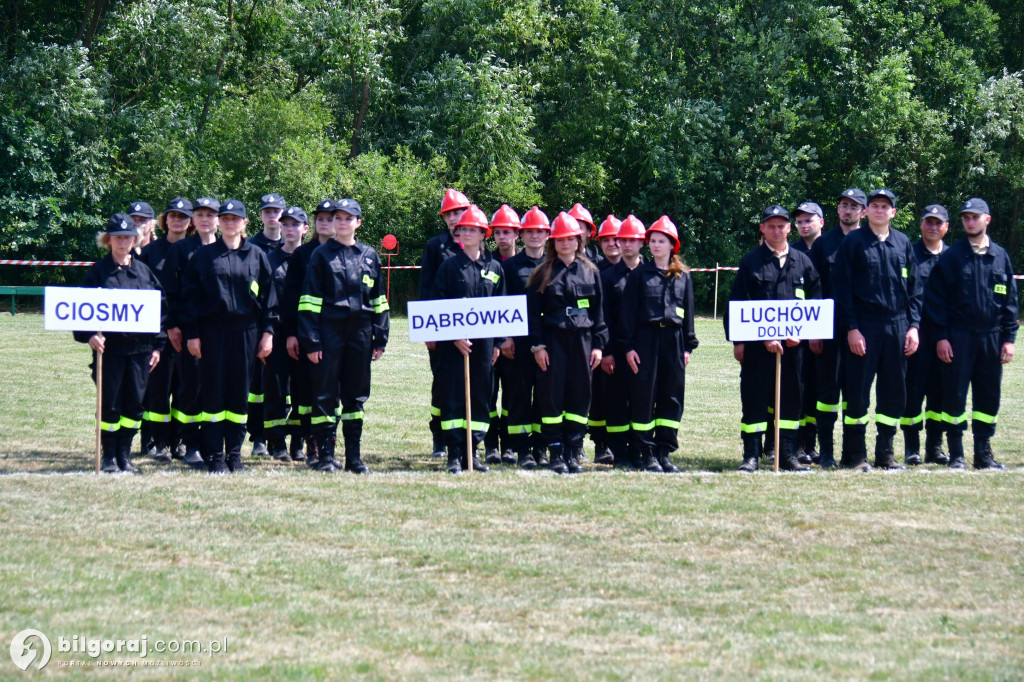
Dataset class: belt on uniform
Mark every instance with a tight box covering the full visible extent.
[651,320,680,328]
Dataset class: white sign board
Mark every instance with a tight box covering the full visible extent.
[728,299,834,342]
[44,287,161,333]
[408,295,528,342]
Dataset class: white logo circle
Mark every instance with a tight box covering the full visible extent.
[176,201,183,208]
[10,629,51,671]
[773,208,779,214]
[134,204,141,211]
[120,221,127,229]
[227,203,234,210]
[342,200,349,206]
[965,201,972,208]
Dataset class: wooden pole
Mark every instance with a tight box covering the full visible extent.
[94,333,104,474]
[773,350,782,473]
[464,351,473,472]
[714,263,720,320]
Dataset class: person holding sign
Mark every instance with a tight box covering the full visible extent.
[926,198,1018,470]
[526,212,608,474]
[75,213,166,474]
[432,205,506,474]
[725,205,821,473]
[622,216,698,473]
[298,199,389,474]
[180,200,277,474]
[833,189,922,471]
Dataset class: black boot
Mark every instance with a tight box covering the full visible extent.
[779,433,811,472]
[251,438,269,457]
[802,423,820,464]
[565,445,584,474]
[517,448,537,470]
[947,430,966,469]
[547,444,568,474]
[316,435,338,473]
[738,433,761,472]
[270,436,290,462]
[903,428,922,465]
[100,437,119,474]
[640,445,663,473]
[208,451,227,474]
[289,434,305,462]
[873,431,904,470]
[818,424,837,469]
[343,421,370,474]
[446,444,462,475]
[226,451,244,473]
[484,447,502,465]
[657,445,680,473]
[762,429,775,461]
[116,432,141,474]
[840,426,871,471]
[594,441,615,465]
[305,436,320,469]
[973,436,1005,470]
[501,448,517,465]
[430,417,445,458]
[924,426,949,465]
[533,442,549,467]
[462,445,489,473]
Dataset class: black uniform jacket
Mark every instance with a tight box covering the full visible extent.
[432,249,506,343]
[297,239,390,353]
[419,230,462,299]
[724,243,822,342]
[163,235,206,330]
[620,262,699,354]
[833,227,922,330]
[809,225,848,300]
[601,259,636,358]
[268,247,296,333]
[179,237,278,340]
[526,257,609,350]
[73,253,167,354]
[925,237,1019,345]
[502,251,543,296]
[249,231,282,253]
[138,236,178,293]
[912,240,946,328]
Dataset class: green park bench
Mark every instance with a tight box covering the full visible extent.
[0,286,45,315]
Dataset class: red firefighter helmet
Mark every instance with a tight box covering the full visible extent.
[597,215,622,239]
[550,212,584,239]
[520,206,551,231]
[648,215,680,253]
[489,204,520,230]
[617,215,646,240]
[567,202,596,239]
[439,188,471,215]
[456,204,492,238]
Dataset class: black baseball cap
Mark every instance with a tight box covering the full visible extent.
[867,189,897,207]
[920,205,949,222]
[258,193,286,211]
[334,198,362,217]
[761,205,790,222]
[194,197,221,212]
[106,212,138,236]
[166,197,194,217]
[793,201,823,219]
[313,199,335,215]
[282,206,308,224]
[128,201,154,219]
[960,198,990,216]
[838,188,867,206]
[219,199,247,218]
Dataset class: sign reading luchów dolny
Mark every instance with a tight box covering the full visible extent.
[727,299,834,342]
[44,287,162,333]
[408,295,528,343]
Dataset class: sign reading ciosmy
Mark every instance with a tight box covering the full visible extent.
[408,295,528,343]
[728,299,834,342]
[44,287,161,333]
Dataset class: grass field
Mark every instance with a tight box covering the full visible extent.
[2,313,1023,679]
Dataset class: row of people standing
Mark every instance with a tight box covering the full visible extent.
[726,190,1017,473]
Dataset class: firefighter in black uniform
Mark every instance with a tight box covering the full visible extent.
[726,205,821,472]
[833,189,922,471]
[263,206,308,461]
[501,207,550,469]
[283,199,338,467]
[526,212,608,474]
[421,188,470,458]
[810,188,866,468]
[622,216,698,473]
[299,198,389,474]
[588,214,622,465]
[432,205,505,474]
[600,214,644,469]
[137,199,192,461]
[901,204,950,465]
[76,213,167,474]
[790,201,824,464]
[570,202,603,268]
[484,204,521,465]
[180,199,277,474]
[926,198,1018,470]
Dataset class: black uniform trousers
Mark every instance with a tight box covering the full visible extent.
[142,341,176,446]
[940,329,1003,438]
[438,339,494,449]
[815,333,846,444]
[262,331,294,444]
[901,324,943,434]
[799,339,817,433]
[93,351,150,449]
[290,355,313,440]
[309,315,373,438]
[485,355,510,452]
[588,366,608,444]
[428,348,443,436]
[199,323,258,458]
[504,339,539,453]
[246,352,265,441]
[172,348,203,451]
[604,352,632,460]
[537,327,594,449]
[739,341,802,437]
[843,317,908,439]
[628,324,687,453]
